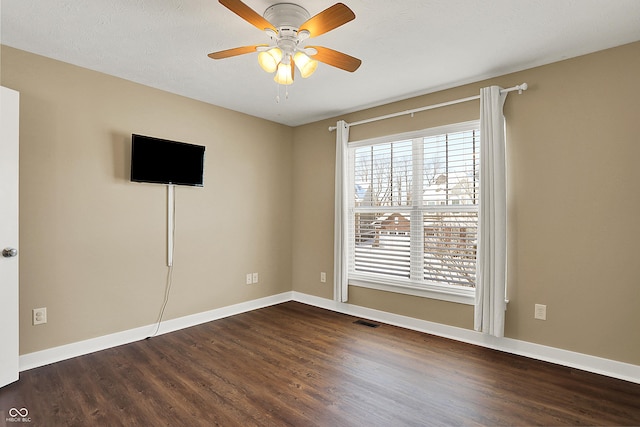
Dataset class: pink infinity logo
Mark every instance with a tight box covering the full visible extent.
[8,407,28,417]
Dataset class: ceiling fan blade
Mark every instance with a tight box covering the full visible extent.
[299,3,355,38]
[218,0,276,32]
[308,46,361,72]
[208,45,267,59]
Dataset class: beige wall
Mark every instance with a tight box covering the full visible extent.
[292,42,640,365]
[1,46,293,355]
[3,41,639,366]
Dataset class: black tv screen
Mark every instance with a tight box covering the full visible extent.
[131,134,205,187]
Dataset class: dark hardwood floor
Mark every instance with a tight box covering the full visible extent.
[1,301,639,426]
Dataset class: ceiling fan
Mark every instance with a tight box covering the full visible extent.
[208,0,362,86]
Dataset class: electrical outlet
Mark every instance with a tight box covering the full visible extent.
[320,272,326,283]
[246,273,253,285]
[252,272,259,283]
[33,307,47,325]
[534,304,547,320]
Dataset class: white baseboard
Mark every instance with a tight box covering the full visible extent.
[20,290,639,385]
[291,292,640,385]
[19,292,293,372]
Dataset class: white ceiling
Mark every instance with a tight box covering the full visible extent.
[2,1,640,126]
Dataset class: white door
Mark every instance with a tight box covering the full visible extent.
[0,86,20,388]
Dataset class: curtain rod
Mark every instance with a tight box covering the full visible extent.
[328,83,528,132]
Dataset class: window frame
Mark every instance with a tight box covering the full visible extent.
[346,120,480,305]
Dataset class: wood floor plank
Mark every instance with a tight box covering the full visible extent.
[1,301,639,426]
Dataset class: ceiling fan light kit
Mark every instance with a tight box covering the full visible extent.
[293,51,318,78]
[258,48,282,73]
[210,0,361,91]
[275,61,294,85]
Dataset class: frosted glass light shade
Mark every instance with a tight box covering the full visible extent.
[294,52,318,78]
[258,48,283,73]
[274,62,294,85]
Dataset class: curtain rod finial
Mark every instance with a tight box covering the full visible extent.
[518,83,528,94]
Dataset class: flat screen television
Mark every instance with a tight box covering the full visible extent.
[131,134,205,187]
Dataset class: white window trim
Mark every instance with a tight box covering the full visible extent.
[349,276,475,305]
[346,120,479,305]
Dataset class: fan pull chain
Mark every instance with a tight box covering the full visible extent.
[275,82,290,104]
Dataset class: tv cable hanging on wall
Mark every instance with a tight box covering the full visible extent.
[148,184,176,338]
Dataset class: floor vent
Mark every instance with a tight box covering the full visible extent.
[353,319,380,328]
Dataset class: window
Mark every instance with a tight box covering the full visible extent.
[347,121,480,303]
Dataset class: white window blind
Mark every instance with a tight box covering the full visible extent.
[348,122,480,302]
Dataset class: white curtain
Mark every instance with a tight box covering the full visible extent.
[474,86,508,337]
[333,120,350,302]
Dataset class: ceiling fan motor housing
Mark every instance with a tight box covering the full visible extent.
[263,3,311,59]
[264,3,309,35]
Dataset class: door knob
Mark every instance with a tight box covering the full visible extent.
[2,248,17,258]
